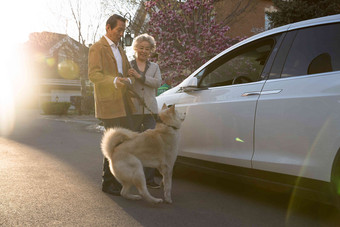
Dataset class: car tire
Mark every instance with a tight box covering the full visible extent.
[331,150,340,210]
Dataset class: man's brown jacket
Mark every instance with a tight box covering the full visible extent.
[88,36,135,119]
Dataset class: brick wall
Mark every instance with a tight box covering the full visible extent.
[214,0,273,38]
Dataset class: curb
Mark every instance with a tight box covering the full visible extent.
[39,114,105,133]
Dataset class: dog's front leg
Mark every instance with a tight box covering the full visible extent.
[161,168,173,204]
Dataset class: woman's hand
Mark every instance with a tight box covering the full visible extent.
[128,68,141,79]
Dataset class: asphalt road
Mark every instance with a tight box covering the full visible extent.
[1,110,339,226]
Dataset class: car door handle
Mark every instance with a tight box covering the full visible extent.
[260,89,282,95]
[242,92,261,96]
[242,90,282,97]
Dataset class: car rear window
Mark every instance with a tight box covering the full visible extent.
[281,23,340,78]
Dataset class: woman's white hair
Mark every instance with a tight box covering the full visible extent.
[132,33,156,52]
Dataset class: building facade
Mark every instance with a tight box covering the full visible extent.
[24,32,89,109]
[214,0,274,37]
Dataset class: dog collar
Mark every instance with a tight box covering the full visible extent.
[157,118,179,130]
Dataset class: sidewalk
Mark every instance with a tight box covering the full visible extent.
[40,113,98,123]
[40,113,105,132]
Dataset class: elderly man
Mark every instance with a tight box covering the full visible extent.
[88,14,135,195]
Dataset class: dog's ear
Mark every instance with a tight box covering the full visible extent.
[170,104,175,113]
[162,103,167,110]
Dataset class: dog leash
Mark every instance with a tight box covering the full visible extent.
[123,82,158,123]
[124,83,179,130]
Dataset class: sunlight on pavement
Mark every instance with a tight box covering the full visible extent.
[0,137,142,226]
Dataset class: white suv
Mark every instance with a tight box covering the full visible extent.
[157,14,340,208]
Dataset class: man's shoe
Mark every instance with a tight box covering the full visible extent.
[102,185,121,196]
[147,181,161,189]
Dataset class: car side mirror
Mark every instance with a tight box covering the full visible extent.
[180,77,208,92]
[181,77,198,92]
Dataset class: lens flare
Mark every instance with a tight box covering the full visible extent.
[235,137,244,143]
[0,42,18,135]
[46,57,56,67]
[336,179,340,195]
[285,117,332,224]
[0,78,15,136]
[34,52,46,63]
[58,60,79,79]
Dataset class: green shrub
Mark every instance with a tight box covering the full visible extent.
[42,102,71,115]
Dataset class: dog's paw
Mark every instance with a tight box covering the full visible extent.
[164,198,172,204]
[130,195,142,200]
[152,198,163,204]
[122,194,142,200]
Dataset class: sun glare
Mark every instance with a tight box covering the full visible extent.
[0,47,16,135]
[0,41,39,134]
[0,0,46,135]
[0,79,15,135]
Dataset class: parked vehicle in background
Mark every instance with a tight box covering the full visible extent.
[156,14,340,209]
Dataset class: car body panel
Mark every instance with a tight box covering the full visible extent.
[253,72,340,181]
[175,81,265,168]
[156,92,181,109]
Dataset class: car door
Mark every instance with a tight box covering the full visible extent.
[176,36,281,168]
[253,23,340,181]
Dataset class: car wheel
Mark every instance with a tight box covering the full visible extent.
[331,151,340,210]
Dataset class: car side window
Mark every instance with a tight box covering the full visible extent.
[281,23,340,78]
[199,38,275,88]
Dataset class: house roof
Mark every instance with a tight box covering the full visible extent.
[25,31,85,53]
[24,31,89,81]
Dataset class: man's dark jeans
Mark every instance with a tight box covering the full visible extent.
[101,116,133,189]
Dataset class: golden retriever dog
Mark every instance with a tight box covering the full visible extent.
[101,104,184,204]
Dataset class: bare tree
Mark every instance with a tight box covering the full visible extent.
[69,0,85,44]
[101,0,142,37]
[66,0,93,114]
[67,0,106,45]
[47,0,105,45]
[219,0,256,27]
[101,0,140,17]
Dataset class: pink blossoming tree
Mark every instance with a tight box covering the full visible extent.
[144,0,244,85]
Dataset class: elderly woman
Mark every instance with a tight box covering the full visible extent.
[128,33,162,188]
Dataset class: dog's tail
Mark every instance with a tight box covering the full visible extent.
[101,127,138,159]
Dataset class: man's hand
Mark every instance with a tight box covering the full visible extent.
[115,77,130,88]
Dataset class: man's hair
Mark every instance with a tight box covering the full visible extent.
[106,14,127,29]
